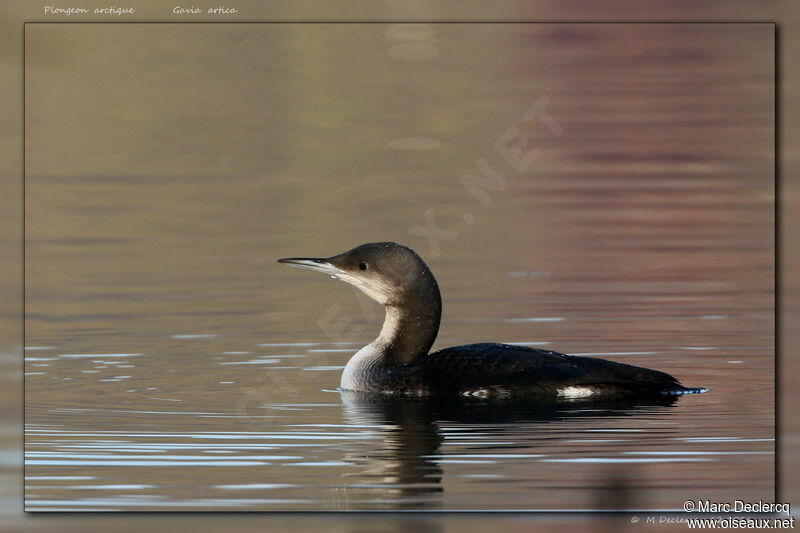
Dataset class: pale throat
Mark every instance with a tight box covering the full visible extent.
[339,267,442,391]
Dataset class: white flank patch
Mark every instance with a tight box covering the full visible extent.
[558,386,595,399]
[461,389,491,398]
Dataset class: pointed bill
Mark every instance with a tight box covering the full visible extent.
[277,257,344,276]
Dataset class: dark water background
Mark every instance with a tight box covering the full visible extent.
[24,23,774,510]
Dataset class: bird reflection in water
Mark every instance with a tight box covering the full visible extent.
[337,391,679,509]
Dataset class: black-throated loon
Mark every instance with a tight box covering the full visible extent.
[278,242,706,399]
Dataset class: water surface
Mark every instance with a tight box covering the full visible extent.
[25,23,774,511]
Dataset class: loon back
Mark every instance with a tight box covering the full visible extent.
[409,343,703,398]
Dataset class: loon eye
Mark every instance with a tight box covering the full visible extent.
[359,261,368,271]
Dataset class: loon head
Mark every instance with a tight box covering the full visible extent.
[278,242,436,307]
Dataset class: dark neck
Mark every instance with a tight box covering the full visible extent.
[375,280,442,365]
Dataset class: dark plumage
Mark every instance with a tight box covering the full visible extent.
[411,344,686,399]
